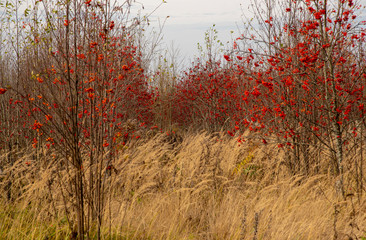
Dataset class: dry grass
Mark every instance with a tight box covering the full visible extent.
[1,131,366,239]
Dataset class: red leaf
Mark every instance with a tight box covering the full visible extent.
[109,21,115,30]
[251,88,261,97]
[359,104,364,111]
[85,87,94,93]
[77,54,86,59]
[227,130,234,136]
[90,41,98,48]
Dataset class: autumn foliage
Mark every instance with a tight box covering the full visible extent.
[1,0,366,239]
[166,0,366,176]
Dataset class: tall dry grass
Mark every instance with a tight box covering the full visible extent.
[1,131,366,239]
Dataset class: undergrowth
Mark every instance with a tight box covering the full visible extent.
[1,131,366,239]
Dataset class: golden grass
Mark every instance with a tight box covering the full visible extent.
[1,131,366,239]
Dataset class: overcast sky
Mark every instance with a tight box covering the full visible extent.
[135,0,248,63]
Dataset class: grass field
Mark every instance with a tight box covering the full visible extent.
[1,131,366,239]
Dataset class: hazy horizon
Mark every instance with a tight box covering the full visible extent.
[137,0,249,64]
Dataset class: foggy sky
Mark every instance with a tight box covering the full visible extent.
[137,0,248,63]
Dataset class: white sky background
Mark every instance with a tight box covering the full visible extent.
[134,0,249,64]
